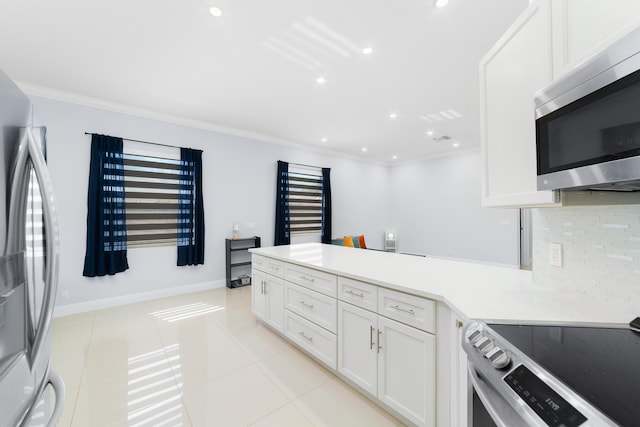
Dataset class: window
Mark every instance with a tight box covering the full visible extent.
[288,165,323,235]
[122,144,182,246]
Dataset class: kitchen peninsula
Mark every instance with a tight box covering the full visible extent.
[250,243,630,427]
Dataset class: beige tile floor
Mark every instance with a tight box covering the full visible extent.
[50,286,405,427]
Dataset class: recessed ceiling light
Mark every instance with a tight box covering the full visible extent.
[389,113,397,119]
[453,142,460,148]
[316,77,326,84]
[321,137,327,142]
[435,0,449,8]
[426,130,434,136]
[361,147,368,152]
[209,6,222,17]
[362,47,374,55]
[392,155,398,160]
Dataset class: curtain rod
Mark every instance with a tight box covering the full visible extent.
[288,161,325,170]
[85,132,183,150]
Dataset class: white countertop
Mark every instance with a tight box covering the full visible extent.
[251,243,630,325]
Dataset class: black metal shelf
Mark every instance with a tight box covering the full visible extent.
[225,236,261,288]
[230,261,252,267]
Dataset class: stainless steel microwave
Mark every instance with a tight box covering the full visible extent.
[535,25,640,191]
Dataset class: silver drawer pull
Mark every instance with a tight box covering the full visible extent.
[299,300,314,309]
[346,290,364,298]
[392,305,415,316]
[298,331,313,342]
[301,275,315,282]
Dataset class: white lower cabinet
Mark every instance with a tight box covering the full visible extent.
[251,268,284,332]
[253,256,439,427]
[378,316,435,426]
[338,301,436,427]
[337,301,378,395]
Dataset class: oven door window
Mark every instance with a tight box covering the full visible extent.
[473,389,498,427]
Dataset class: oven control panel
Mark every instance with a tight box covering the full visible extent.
[505,364,587,427]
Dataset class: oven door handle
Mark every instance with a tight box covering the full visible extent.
[468,365,513,427]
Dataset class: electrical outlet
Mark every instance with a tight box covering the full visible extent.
[60,290,69,300]
[549,243,563,267]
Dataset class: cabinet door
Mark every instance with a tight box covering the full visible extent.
[265,275,284,332]
[252,269,266,320]
[337,302,378,396]
[480,0,559,208]
[377,316,435,427]
[552,0,640,77]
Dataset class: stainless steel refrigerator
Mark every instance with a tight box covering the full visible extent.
[0,69,64,426]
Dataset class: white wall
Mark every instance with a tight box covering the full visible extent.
[33,96,391,309]
[33,95,521,311]
[388,151,521,266]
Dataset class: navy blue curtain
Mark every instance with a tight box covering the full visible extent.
[274,160,290,246]
[177,148,205,266]
[83,134,129,277]
[321,168,332,244]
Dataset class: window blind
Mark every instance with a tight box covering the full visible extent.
[123,153,181,246]
[288,168,323,235]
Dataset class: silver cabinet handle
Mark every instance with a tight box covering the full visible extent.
[298,331,313,342]
[377,329,382,353]
[299,300,314,309]
[263,280,267,295]
[346,290,364,298]
[370,325,375,350]
[392,305,415,316]
[301,275,315,282]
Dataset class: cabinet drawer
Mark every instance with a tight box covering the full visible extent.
[253,255,285,278]
[285,283,337,333]
[285,310,337,370]
[338,277,377,312]
[377,288,435,334]
[252,254,266,271]
[285,264,337,297]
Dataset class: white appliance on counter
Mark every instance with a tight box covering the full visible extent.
[0,69,64,426]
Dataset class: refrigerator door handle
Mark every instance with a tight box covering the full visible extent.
[46,370,66,427]
[24,126,60,369]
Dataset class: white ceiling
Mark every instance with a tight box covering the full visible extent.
[0,0,527,163]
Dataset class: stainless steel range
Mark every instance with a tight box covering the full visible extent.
[462,321,639,426]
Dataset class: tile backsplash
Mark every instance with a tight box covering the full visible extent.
[532,205,640,317]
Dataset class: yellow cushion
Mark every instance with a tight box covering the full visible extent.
[343,236,355,248]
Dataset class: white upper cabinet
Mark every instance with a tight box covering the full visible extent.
[551,0,640,78]
[481,0,640,208]
[480,0,559,208]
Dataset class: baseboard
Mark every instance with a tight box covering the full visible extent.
[53,279,227,318]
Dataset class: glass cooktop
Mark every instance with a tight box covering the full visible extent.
[489,323,640,427]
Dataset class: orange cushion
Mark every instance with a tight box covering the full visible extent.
[358,235,367,249]
[343,236,355,248]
